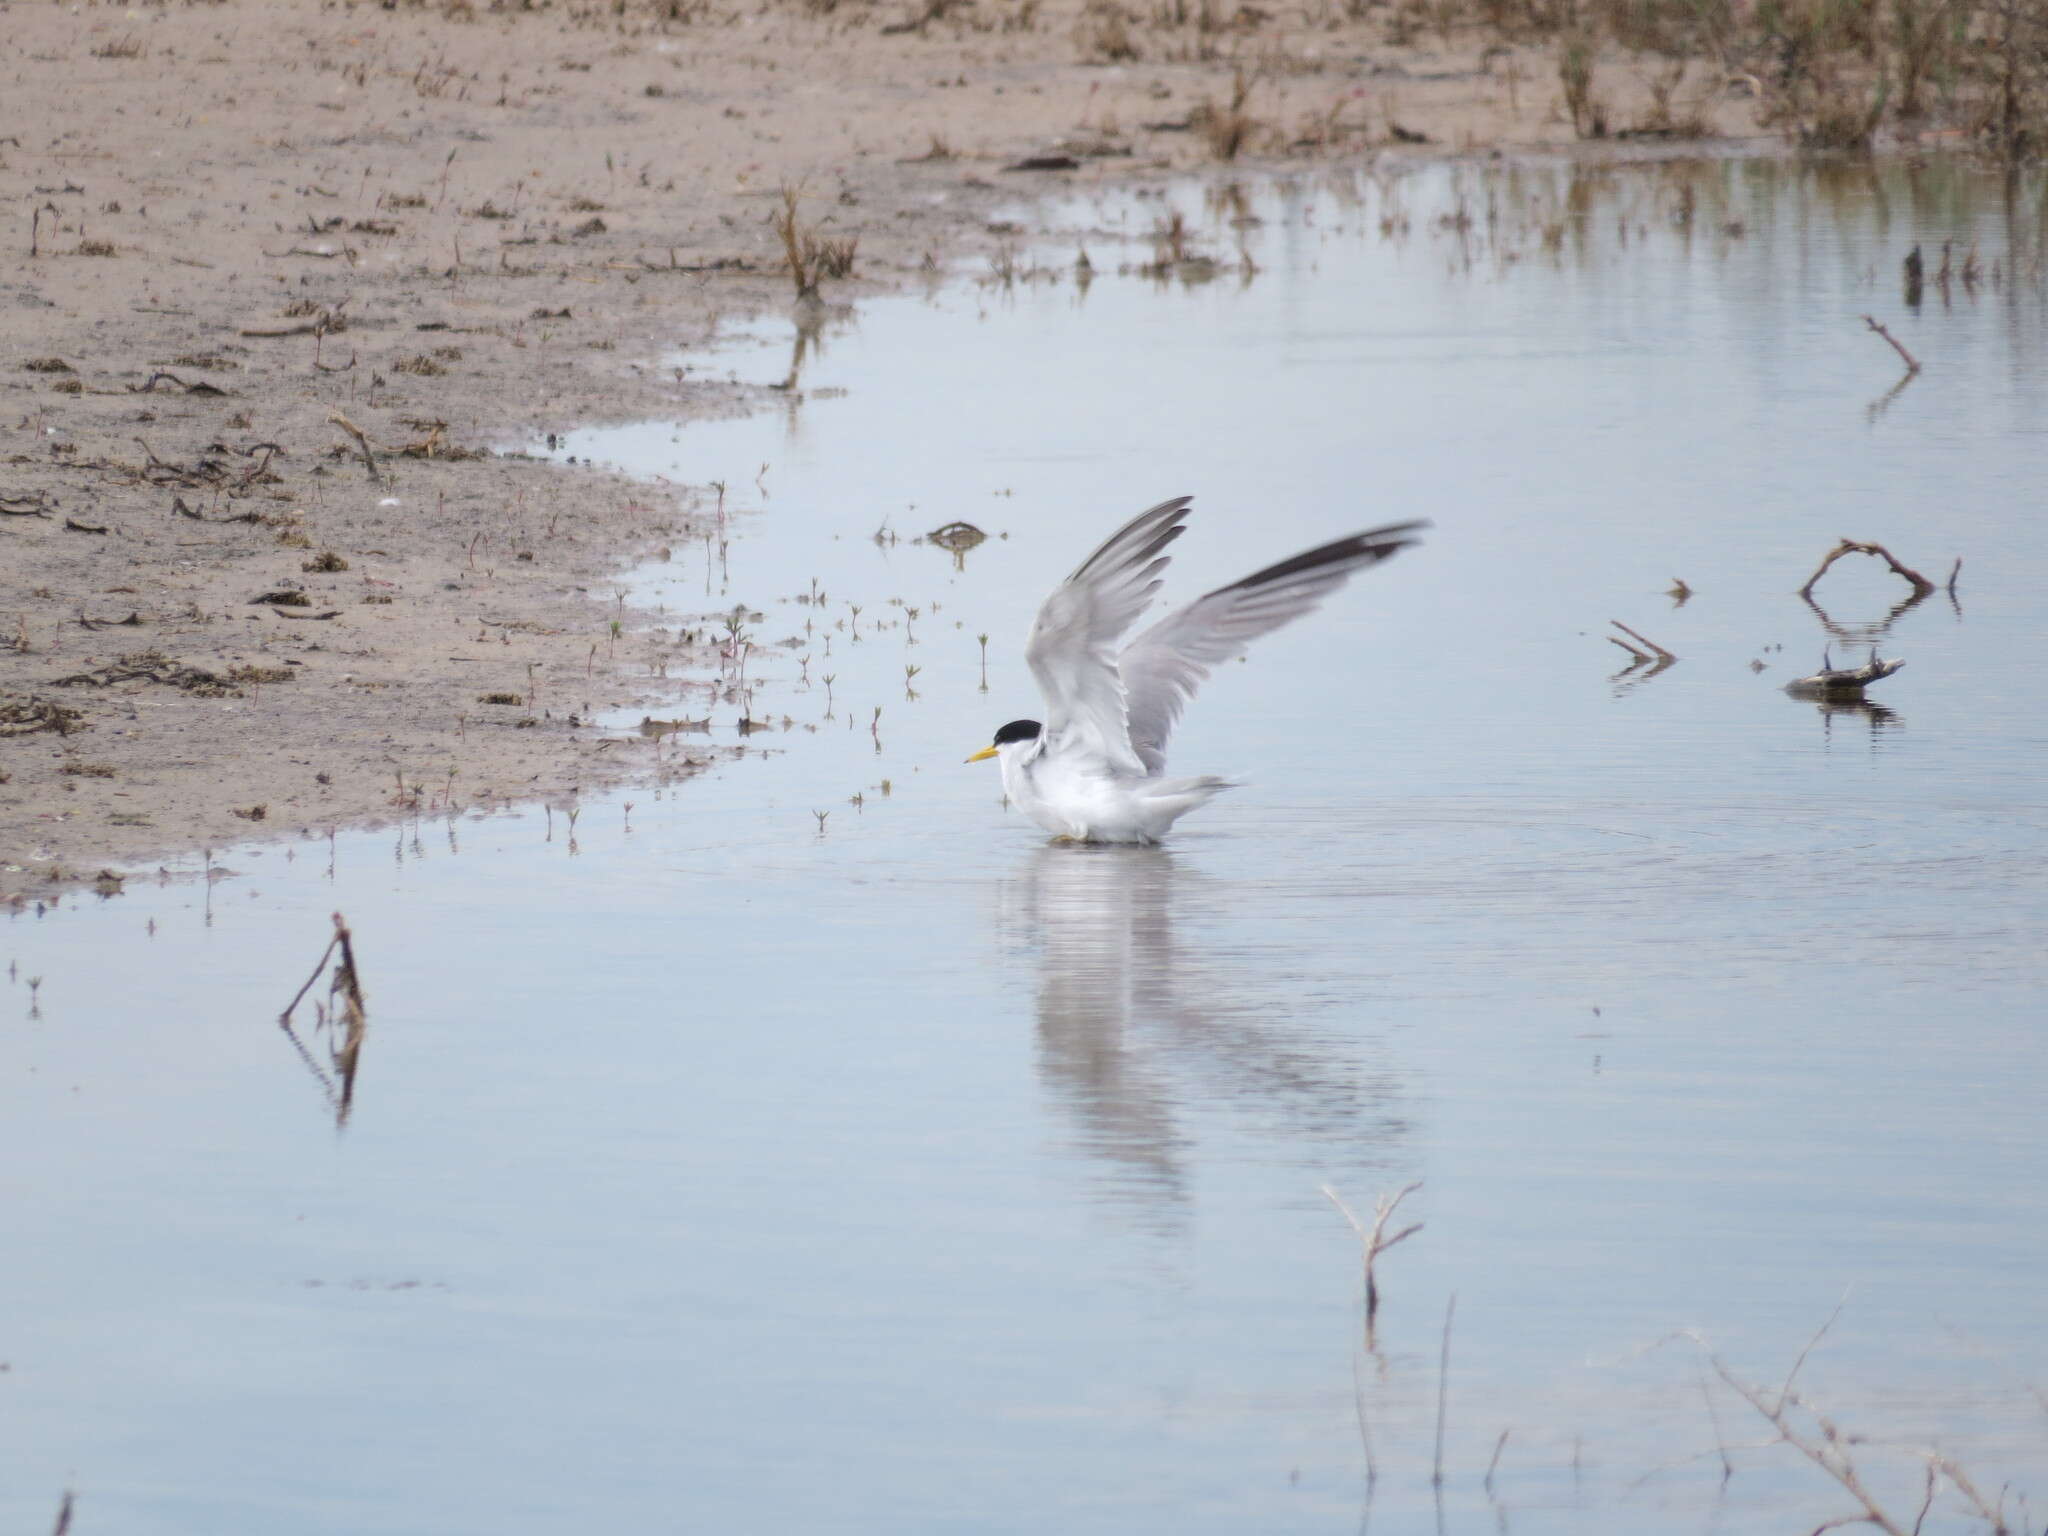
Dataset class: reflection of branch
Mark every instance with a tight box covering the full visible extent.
[1864,367,1917,422]
[1799,586,1928,645]
[1609,652,1676,690]
[1606,620,1678,690]
[1799,538,1936,599]
[1811,698,1902,739]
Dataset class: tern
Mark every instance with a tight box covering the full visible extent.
[967,496,1423,843]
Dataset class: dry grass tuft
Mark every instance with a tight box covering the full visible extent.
[1199,68,1262,158]
[1559,34,1607,138]
[773,185,859,296]
[1077,0,1143,59]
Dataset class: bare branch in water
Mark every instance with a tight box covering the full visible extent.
[1861,314,1921,375]
[1799,539,1937,600]
[1323,1180,1425,1350]
[279,912,370,1127]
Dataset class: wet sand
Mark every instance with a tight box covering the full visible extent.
[0,0,1762,900]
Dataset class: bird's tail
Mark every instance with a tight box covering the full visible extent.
[1140,775,1238,821]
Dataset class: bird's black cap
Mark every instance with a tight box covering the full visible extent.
[992,719,1042,745]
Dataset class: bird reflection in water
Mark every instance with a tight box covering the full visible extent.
[1001,844,1409,1224]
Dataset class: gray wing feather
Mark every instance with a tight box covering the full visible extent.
[1025,496,1192,775]
[1119,520,1426,775]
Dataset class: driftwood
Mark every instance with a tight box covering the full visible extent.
[1784,654,1904,699]
[1798,539,1936,600]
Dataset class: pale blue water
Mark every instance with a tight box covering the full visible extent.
[6,158,2048,1534]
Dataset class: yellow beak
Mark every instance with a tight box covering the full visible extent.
[965,744,999,763]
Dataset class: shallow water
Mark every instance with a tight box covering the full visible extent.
[8,157,2048,1534]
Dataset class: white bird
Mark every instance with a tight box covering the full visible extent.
[966,496,1424,843]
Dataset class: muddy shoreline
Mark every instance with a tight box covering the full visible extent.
[1,0,1763,902]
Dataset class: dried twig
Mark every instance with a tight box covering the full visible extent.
[1799,539,1936,599]
[1709,1353,1910,1536]
[1774,1296,1848,1413]
[1610,620,1676,661]
[1323,1180,1425,1347]
[129,371,226,396]
[1432,1293,1456,1489]
[774,183,813,298]
[328,412,380,483]
[279,912,370,1127]
[280,924,345,1027]
[1862,314,1921,375]
[1935,1453,2010,1531]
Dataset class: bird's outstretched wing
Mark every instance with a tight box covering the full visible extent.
[1118,520,1426,775]
[1025,496,1192,775]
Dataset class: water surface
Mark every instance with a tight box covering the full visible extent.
[7,157,2048,1534]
